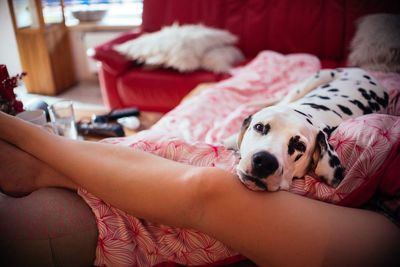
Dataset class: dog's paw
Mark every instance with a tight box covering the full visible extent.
[314,154,345,188]
[330,166,345,187]
[313,130,345,188]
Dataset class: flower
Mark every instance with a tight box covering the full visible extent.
[0,64,25,115]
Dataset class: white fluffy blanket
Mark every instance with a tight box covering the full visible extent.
[114,24,244,73]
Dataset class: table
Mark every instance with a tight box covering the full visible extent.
[74,107,163,140]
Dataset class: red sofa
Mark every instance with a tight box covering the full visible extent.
[93,0,399,112]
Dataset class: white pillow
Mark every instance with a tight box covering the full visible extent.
[201,46,244,73]
[113,24,243,73]
[348,13,400,73]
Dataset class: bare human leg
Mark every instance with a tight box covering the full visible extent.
[0,111,202,227]
[0,139,77,197]
[0,111,399,267]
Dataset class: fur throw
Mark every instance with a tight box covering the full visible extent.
[113,24,244,73]
[348,13,400,73]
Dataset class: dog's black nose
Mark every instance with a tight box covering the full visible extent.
[251,151,279,178]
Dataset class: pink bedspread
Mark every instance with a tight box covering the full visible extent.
[78,51,400,266]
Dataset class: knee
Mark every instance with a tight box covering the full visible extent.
[183,167,234,227]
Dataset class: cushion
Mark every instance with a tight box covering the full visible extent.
[201,46,245,73]
[118,68,221,112]
[348,13,400,72]
[291,114,400,205]
[113,24,244,73]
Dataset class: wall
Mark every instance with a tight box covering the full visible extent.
[0,1,22,75]
[69,30,124,81]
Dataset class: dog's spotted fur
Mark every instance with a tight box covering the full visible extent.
[226,68,388,191]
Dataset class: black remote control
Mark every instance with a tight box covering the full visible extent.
[92,107,140,123]
[76,122,125,137]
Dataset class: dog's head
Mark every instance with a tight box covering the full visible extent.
[236,106,343,191]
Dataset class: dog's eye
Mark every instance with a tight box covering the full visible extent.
[254,123,264,133]
[254,123,270,135]
[294,142,306,152]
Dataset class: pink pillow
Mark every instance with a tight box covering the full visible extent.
[290,114,400,206]
[288,70,400,205]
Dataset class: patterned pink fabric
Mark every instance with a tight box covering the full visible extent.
[290,114,400,205]
[77,51,400,266]
[368,71,400,116]
[79,141,240,266]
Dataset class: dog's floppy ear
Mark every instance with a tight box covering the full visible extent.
[311,130,344,187]
[223,115,252,151]
[237,114,252,149]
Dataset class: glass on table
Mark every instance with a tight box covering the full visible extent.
[48,100,78,140]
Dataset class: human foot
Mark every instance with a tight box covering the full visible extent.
[0,139,40,197]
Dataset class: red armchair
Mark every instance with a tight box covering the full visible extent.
[92,0,399,112]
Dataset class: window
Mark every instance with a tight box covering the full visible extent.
[41,0,63,25]
[42,0,143,26]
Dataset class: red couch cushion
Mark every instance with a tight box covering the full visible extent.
[118,69,223,112]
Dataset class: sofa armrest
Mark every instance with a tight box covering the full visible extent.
[91,30,143,75]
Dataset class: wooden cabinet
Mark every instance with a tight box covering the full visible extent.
[8,0,76,95]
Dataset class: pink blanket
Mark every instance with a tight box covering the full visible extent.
[78,51,400,266]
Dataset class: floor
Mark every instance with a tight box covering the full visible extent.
[16,80,106,111]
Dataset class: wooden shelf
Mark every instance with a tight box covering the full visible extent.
[67,20,138,32]
[8,0,77,95]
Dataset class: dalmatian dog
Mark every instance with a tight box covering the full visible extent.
[225,68,389,191]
